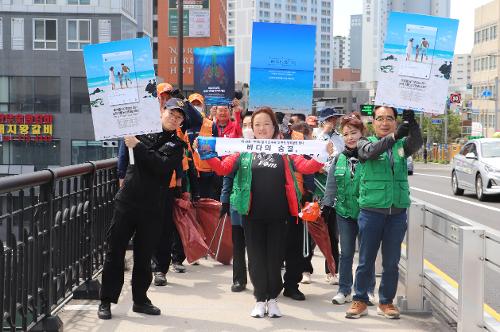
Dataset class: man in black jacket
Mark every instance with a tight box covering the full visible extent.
[98,98,187,320]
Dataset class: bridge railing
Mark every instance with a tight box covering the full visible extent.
[0,159,118,331]
[398,199,500,332]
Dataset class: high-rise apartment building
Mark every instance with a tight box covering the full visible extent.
[333,36,350,69]
[349,14,362,70]
[361,0,451,83]
[0,0,152,173]
[449,54,471,94]
[227,0,334,88]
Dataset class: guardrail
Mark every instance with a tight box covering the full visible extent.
[0,159,118,331]
[397,199,500,332]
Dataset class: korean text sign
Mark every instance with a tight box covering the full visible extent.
[83,38,162,140]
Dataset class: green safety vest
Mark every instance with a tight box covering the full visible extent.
[230,152,302,216]
[334,154,363,220]
[358,136,410,209]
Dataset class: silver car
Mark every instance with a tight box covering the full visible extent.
[451,138,500,201]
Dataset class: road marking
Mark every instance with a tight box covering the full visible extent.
[413,172,450,179]
[410,187,500,213]
[401,244,500,322]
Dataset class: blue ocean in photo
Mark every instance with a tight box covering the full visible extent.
[383,44,454,60]
[87,70,156,88]
[249,68,313,112]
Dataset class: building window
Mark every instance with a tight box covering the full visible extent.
[8,77,60,113]
[33,19,57,50]
[11,18,24,50]
[67,19,91,50]
[0,18,3,50]
[71,140,119,164]
[5,140,61,170]
[0,77,8,113]
[34,0,56,3]
[68,0,90,4]
[70,77,90,113]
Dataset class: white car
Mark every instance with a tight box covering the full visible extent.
[451,138,500,201]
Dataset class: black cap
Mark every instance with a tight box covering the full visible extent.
[318,108,342,122]
[164,98,187,118]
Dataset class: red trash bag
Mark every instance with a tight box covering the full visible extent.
[173,198,210,264]
[305,216,336,275]
[195,198,233,265]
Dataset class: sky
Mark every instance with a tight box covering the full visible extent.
[333,0,492,54]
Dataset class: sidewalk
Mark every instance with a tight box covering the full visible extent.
[58,252,451,332]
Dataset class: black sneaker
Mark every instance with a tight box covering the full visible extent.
[283,288,306,301]
[153,272,167,286]
[132,302,161,315]
[231,281,246,292]
[171,263,186,273]
[98,302,112,320]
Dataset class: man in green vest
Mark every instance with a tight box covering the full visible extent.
[346,106,423,319]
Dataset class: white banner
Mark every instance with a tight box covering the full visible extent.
[215,138,329,162]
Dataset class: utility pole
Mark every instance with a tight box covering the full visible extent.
[177,0,184,91]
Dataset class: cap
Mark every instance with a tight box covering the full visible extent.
[188,93,204,104]
[157,82,173,96]
[164,98,187,118]
[318,108,342,122]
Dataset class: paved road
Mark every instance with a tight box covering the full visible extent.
[409,162,500,314]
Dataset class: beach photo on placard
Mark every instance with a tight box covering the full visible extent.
[398,24,437,79]
[102,50,140,106]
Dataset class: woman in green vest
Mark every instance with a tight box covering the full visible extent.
[322,112,376,307]
[346,107,423,320]
[205,107,326,318]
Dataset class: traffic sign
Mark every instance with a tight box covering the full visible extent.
[450,93,461,104]
[431,119,443,125]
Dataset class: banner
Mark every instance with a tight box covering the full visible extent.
[194,46,235,107]
[168,0,210,37]
[249,22,316,114]
[375,12,459,114]
[198,137,329,162]
[83,38,162,140]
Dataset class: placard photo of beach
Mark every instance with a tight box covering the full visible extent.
[375,12,459,114]
[102,50,140,106]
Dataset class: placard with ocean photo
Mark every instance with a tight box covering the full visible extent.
[249,22,316,114]
[83,38,161,140]
[193,46,235,107]
[375,12,458,114]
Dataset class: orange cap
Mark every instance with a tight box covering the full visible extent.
[188,93,205,104]
[157,82,173,95]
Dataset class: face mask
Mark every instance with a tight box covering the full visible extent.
[194,106,204,114]
[242,128,254,139]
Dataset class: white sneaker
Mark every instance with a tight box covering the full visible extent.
[368,293,376,306]
[250,302,266,318]
[326,273,339,285]
[301,272,311,284]
[267,299,282,318]
[332,292,353,305]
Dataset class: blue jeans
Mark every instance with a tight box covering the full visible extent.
[230,208,242,226]
[337,215,375,296]
[353,209,407,304]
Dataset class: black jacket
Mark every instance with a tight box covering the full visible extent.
[115,130,186,213]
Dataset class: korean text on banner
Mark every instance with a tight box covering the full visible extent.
[83,38,162,141]
[375,12,459,114]
[249,22,316,115]
[194,46,235,107]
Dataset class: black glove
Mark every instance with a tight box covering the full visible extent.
[394,123,410,140]
[173,186,182,199]
[321,205,335,221]
[402,109,416,125]
[220,202,230,218]
[170,89,185,100]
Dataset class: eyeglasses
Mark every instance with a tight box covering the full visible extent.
[374,116,395,123]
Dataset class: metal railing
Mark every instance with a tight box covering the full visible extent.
[0,159,118,331]
[398,199,500,332]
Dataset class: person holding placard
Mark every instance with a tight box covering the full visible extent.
[346,107,422,319]
[203,107,327,318]
[98,98,187,320]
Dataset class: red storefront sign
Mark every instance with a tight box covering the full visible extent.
[0,114,53,142]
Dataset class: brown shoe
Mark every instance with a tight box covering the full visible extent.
[345,301,368,319]
[377,303,400,319]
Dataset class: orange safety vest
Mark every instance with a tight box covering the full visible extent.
[291,130,305,195]
[193,118,214,172]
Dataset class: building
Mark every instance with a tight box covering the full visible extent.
[333,36,350,69]
[0,0,153,174]
[333,68,361,82]
[449,54,472,94]
[349,14,362,70]
[227,0,334,88]
[471,0,500,137]
[313,81,370,115]
[361,0,451,83]
[157,0,227,89]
